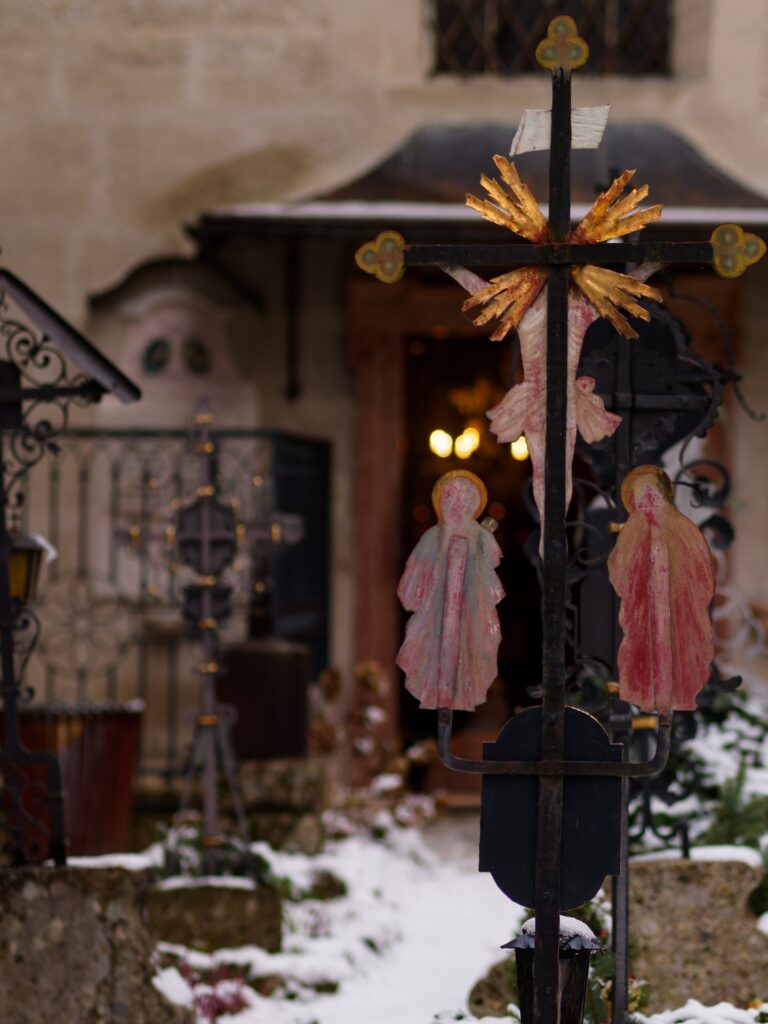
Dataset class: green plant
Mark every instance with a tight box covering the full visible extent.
[701,761,768,848]
[156,814,278,888]
[699,761,768,915]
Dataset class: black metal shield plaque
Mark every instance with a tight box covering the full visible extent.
[575,303,724,490]
[479,706,622,910]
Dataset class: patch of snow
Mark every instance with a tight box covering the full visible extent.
[68,850,161,871]
[371,773,402,794]
[631,846,763,870]
[521,915,596,940]
[156,824,523,1024]
[640,999,767,1024]
[152,966,194,1008]
[157,875,257,891]
[758,912,768,936]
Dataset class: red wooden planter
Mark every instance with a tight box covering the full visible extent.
[5,704,143,856]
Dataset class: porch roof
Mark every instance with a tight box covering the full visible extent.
[189,123,768,244]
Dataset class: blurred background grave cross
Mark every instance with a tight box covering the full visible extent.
[170,402,251,873]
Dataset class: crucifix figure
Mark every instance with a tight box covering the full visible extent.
[356,15,765,1024]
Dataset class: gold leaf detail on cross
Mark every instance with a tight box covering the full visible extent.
[711,224,767,279]
[355,230,406,285]
[535,16,589,72]
[465,161,664,340]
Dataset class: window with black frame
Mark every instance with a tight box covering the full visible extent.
[433,0,672,76]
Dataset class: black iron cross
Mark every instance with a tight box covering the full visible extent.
[356,16,763,1024]
[173,405,250,872]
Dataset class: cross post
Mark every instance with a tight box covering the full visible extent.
[355,16,765,1024]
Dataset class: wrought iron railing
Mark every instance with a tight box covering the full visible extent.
[17,427,327,779]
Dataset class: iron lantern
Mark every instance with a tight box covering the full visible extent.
[504,918,602,1024]
[8,532,53,606]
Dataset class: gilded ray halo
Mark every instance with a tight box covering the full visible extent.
[464,160,664,340]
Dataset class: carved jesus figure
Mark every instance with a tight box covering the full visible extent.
[454,158,664,535]
[444,260,660,541]
[396,470,504,711]
[607,465,716,714]
[485,286,619,530]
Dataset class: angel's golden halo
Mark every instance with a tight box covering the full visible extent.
[432,470,488,522]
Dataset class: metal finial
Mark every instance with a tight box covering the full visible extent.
[355,230,406,284]
[535,15,589,72]
[711,223,767,278]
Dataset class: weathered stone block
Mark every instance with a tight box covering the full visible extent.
[240,757,326,812]
[0,866,193,1024]
[146,880,282,953]
[249,810,325,855]
[630,855,768,1010]
[61,36,188,108]
[467,957,518,1018]
[121,0,276,28]
[0,122,96,222]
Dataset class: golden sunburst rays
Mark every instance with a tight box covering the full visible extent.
[571,265,660,339]
[463,161,663,341]
[571,169,663,244]
[569,168,663,337]
[462,156,548,339]
[462,267,547,342]
[466,156,549,242]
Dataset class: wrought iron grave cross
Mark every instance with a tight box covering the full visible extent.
[356,15,765,1024]
[173,404,250,873]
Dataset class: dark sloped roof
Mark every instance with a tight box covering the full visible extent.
[320,123,767,208]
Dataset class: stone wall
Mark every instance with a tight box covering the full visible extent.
[0,865,193,1024]
[147,879,282,953]
[468,855,768,1017]
[630,856,768,1011]
[1,0,767,323]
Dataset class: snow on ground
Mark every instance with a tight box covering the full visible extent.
[68,848,163,871]
[631,845,764,870]
[154,818,524,1024]
[638,1001,768,1024]
[151,818,768,1024]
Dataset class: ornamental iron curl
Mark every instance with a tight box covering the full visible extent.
[0,272,140,866]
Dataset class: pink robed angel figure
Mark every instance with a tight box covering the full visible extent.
[396,470,505,711]
[607,465,716,714]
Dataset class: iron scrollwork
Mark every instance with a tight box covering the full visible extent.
[0,315,100,511]
[0,277,138,867]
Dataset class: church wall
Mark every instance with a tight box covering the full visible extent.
[232,237,356,689]
[731,263,768,688]
[1,0,767,325]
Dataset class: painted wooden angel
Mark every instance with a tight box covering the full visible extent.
[447,158,664,535]
[396,470,504,711]
[607,465,716,714]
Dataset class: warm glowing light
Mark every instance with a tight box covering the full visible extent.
[429,429,453,458]
[510,435,529,461]
[454,427,480,459]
